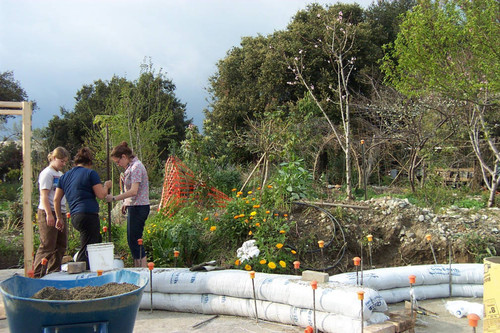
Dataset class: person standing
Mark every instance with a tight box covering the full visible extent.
[33,147,70,277]
[106,142,150,267]
[54,147,111,269]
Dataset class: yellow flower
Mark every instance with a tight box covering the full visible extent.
[232,188,237,192]
[250,211,257,216]
[268,262,277,269]
[235,259,241,266]
[246,200,250,204]
[245,264,252,271]
[276,243,283,249]
[247,191,252,195]
[279,230,286,234]
[147,229,151,234]
[291,250,297,254]
[204,217,209,221]
[249,231,253,235]
[266,211,270,214]
[252,197,256,201]
[255,223,260,227]
[245,219,249,223]
[279,261,286,268]
[259,259,267,264]
[210,226,216,231]
[253,205,260,208]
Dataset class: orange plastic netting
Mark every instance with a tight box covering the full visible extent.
[158,156,230,215]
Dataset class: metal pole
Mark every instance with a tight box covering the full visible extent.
[106,124,112,242]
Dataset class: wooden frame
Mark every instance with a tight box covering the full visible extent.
[0,101,32,276]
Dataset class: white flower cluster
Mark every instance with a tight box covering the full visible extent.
[236,239,260,262]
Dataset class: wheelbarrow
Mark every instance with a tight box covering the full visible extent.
[0,269,148,333]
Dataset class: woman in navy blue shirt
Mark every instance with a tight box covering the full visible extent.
[54,147,111,269]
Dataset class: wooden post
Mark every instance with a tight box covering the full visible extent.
[0,101,32,276]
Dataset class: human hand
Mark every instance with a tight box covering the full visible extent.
[121,205,127,215]
[104,180,112,189]
[105,194,113,203]
[55,218,64,231]
[46,214,56,227]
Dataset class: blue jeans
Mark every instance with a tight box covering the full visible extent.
[127,205,150,259]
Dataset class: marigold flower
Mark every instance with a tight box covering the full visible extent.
[255,223,260,227]
[210,226,216,231]
[250,211,257,216]
[253,205,260,208]
[245,200,249,204]
[249,231,253,235]
[279,260,286,268]
[260,259,267,264]
[237,191,243,195]
[291,250,297,254]
[266,211,270,214]
[251,198,256,201]
[276,243,283,249]
[234,215,239,219]
[280,230,286,234]
[268,262,277,269]
[249,216,253,220]
[147,230,151,234]
[257,187,261,190]
[263,218,266,222]
[235,259,241,266]
[204,217,209,221]
[267,185,273,188]
[274,213,279,216]
[232,188,237,192]
[239,214,245,218]
[245,219,249,223]
[284,214,288,217]
[245,264,252,271]
[247,191,252,195]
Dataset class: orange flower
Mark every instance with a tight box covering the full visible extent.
[255,223,260,227]
[276,243,283,249]
[257,187,261,190]
[234,215,239,219]
[279,230,286,234]
[284,214,288,217]
[266,211,270,214]
[235,259,241,266]
[291,250,297,254]
[245,264,252,271]
[259,259,267,264]
[267,185,273,188]
[232,188,237,192]
[237,191,243,196]
[210,226,216,232]
[246,200,250,204]
[204,217,209,221]
[253,205,260,208]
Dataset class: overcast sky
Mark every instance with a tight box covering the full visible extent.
[1,0,372,132]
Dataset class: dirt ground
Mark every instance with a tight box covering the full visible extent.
[32,282,139,300]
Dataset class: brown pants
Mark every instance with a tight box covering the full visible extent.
[33,209,68,277]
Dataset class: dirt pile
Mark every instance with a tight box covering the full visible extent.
[32,282,139,300]
[342,197,500,268]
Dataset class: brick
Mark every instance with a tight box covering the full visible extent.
[301,270,329,283]
[364,322,396,333]
[67,261,86,274]
[387,311,415,332]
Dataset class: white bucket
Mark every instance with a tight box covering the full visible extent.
[87,242,114,272]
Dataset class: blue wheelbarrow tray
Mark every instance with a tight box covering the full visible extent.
[0,270,148,333]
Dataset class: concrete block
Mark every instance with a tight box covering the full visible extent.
[67,261,86,274]
[365,322,396,333]
[301,270,329,283]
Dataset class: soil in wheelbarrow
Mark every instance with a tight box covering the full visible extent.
[32,282,139,300]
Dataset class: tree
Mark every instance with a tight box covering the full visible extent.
[0,141,22,181]
[43,61,190,164]
[0,71,36,131]
[382,0,500,206]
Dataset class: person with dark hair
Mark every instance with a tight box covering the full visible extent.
[33,147,70,276]
[54,147,111,269]
[106,141,150,267]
